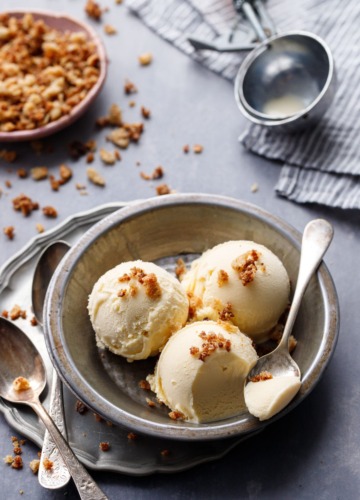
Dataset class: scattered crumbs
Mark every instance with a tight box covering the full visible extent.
[99,442,110,452]
[127,432,137,441]
[29,458,40,474]
[86,152,95,163]
[36,223,45,234]
[183,144,190,153]
[219,302,234,322]
[140,166,163,180]
[85,0,103,20]
[193,144,203,154]
[156,183,171,196]
[3,455,14,465]
[146,397,156,408]
[175,258,187,280]
[87,167,105,186]
[17,168,28,179]
[141,106,151,119]
[190,330,231,362]
[13,377,31,391]
[5,180,12,188]
[42,206,58,218]
[30,316,38,327]
[168,411,185,421]
[75,400,88,414]
[128,100,136,108]
[3,225,15,240]
[12,194,39,216]
[217,269,229,287]
[59,164,73,183]
[138,379,151,390]
[249,371,273,383]
[0,149,17,162]
[251,183,259,193]
[42,457,53,471]
[1,309,9,318]
[124,79,137,95]
[11,456,23,469]
[104,24,117,35]
[232,249,260,286]
[9,304,26,320]
[138,52,153,66]
[30,166,48,181]
[99,148,121,165]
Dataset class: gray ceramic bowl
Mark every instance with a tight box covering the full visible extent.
[44,194,339,440]
[0,10,107,142]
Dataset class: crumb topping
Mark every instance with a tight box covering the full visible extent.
[168,410,185,420]
[232,250,261,286]
[42,457,53,470]
[117,267,162,299]
[190,330,231,362]
[249,371,273,383]
[13,377,31,391]
[217,269,229,287]
[175,258,187,280]
[218,302,234,322]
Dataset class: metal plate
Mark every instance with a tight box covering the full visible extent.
[0,201,259,474]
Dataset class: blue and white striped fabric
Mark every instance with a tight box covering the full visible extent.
[127,0,360,209]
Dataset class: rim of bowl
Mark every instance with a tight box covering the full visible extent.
[44,193,340,441]
[0,10,108,143]
[234,30,335,127]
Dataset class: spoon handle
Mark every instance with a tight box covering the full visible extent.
[29,400,108,500]
[38,372,71,488]
[280,219,334,349]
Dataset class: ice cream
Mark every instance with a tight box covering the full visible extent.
[244,373,301,421]
[148,320,258,423]
[88,260,189,361]
[181,240,290,342]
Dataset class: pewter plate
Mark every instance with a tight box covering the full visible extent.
[0,201,259,474]
[44,193,339,441]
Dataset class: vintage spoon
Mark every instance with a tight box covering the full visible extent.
[0,317,108,500]
[244,219,333,420]
[32,241,71,489]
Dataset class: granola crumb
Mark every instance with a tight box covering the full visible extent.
[156,183,171,196]
[141,106,151,119]
[12,194,39,216]
[31,167,48,181]
[30,316,38,326]
[190,330,231,362]
[146,397,156,408]
[249,371,273,383]
[9,304,26,320]
[17,168,28,179]
[59,164,73,183]
[217,269,229,287]
[140,166,163,181]
[4,455,14,465]
[193,144,203,154]
[183,144,190,153]
[3,226,15,240]
[138,52,153,66]
[232,250,260,286]
[42,206,58,218]
[86,152,95,163]
[99,442,110,452]
[99,148,121,165]
[5,180,12,188]
[87,167,105,186]
[36,223,45,234]
[13,377,31,391]
[11,456,23,469]
[29,459,40,474]
[124,80,137,95]
[128,100,136,107]
[168,410,185,421]
[85,0,103,20]
[219,302,234,322]
[138,379,151,390]
[104,24,117,35]
[42,457,53,471]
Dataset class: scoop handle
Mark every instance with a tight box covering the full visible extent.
[29,399,108,500]
[279,219,334,350]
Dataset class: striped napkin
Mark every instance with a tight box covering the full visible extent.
[127,0,360,209]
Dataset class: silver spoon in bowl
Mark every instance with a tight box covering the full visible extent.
[0,317,108,500]
[32,241,71,489]
[244,219,334,420]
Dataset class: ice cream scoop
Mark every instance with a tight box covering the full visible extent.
[181,240,290,342]
[88,260,189,360]
[148,320,258,423]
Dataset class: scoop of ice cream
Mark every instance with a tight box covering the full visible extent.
[148,320,258,423]
[244,374,301,421]
[88,260,189,361]
[181,240,290,342]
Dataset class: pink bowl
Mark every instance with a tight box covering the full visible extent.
[0,10,108,142]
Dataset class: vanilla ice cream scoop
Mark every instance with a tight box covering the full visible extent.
[88,260,189,361]
[181,241,290,342]
[148,320,258,423]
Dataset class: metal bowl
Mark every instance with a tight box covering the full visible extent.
[44,194,339,440]
[0,10,107,142]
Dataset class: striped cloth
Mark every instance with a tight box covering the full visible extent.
[127,0,360,209]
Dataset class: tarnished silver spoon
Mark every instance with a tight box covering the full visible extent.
[244,219,333,420]
[32,241,71,489]
[0,317,108,500]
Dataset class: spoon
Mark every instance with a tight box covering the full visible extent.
[244,219,334,420]
[0,317,108,500]
[32,241,71,489]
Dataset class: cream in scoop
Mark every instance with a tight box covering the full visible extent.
[88,260,189,361]
[148,320,258,423]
